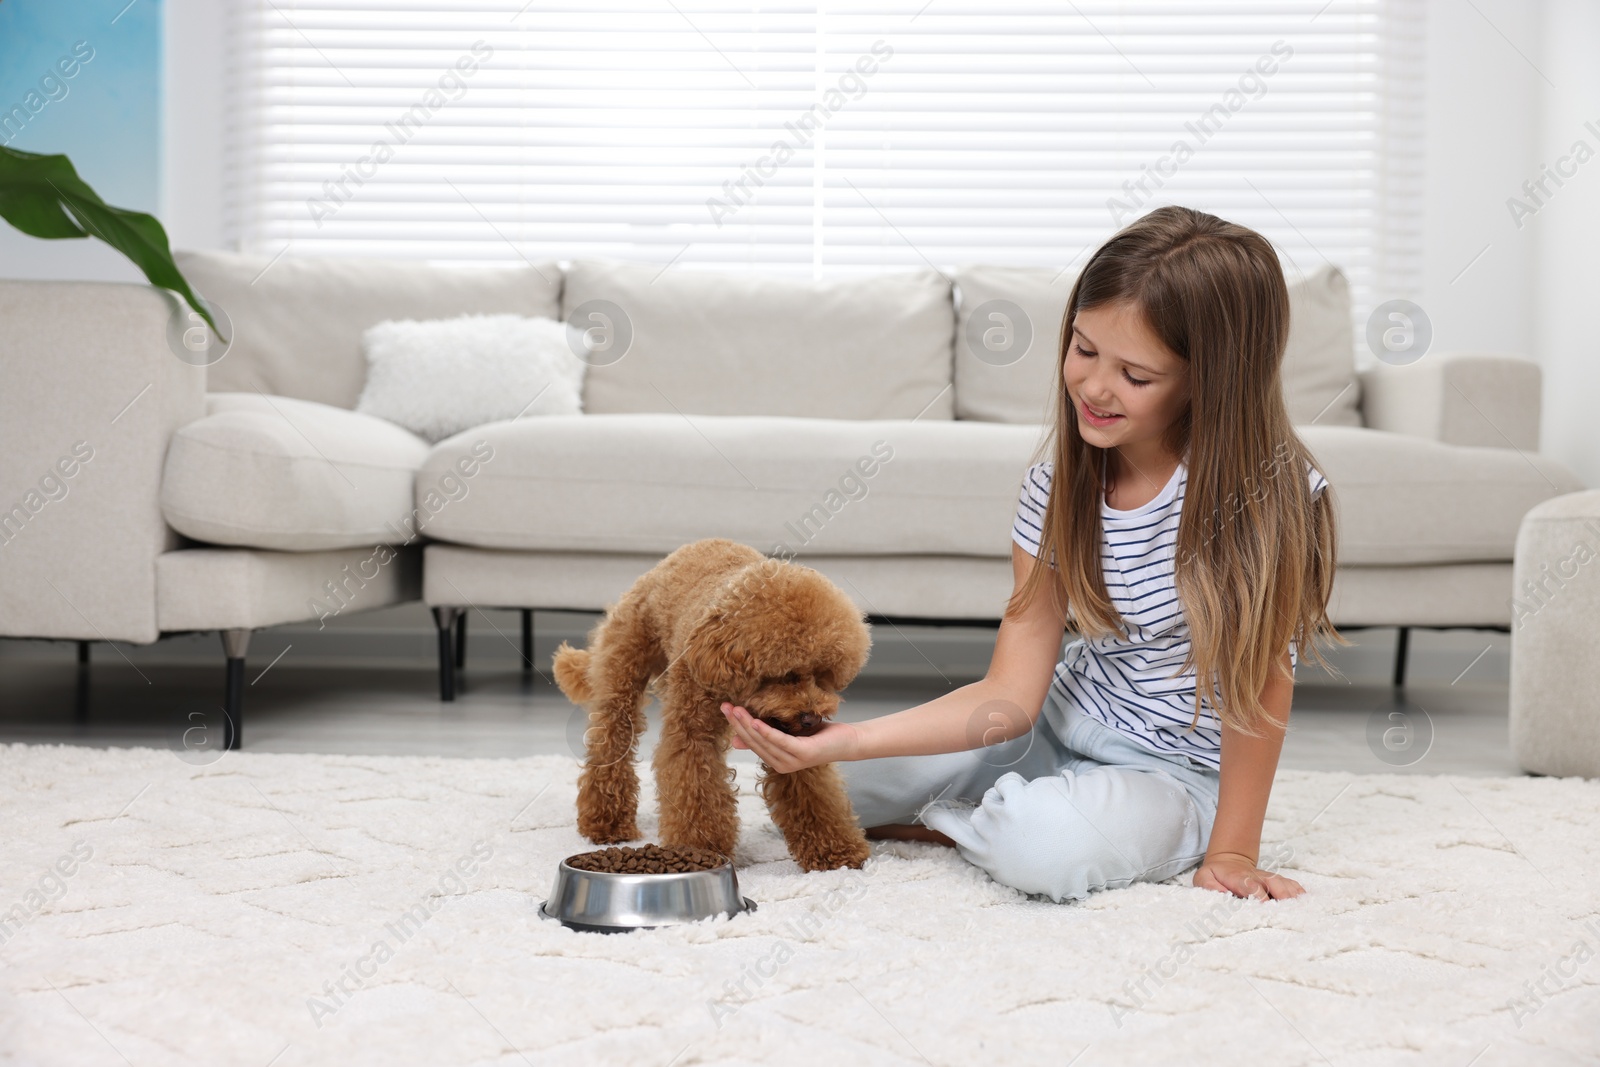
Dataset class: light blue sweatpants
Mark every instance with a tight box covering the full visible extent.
[838,684,1222,903]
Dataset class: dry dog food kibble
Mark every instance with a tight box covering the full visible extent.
[566,843,727,874]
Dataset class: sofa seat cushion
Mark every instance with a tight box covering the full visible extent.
[1300,426,1586,564]
[419,414,1046,556]
[424,418,1585,565]
[161,393,430,551]
[565,260,956,420]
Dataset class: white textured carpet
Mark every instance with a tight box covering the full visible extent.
[2,744,1597,1067]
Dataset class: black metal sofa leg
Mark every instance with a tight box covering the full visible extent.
[432,607,461,702]
[221,628,250,750]
[521,609,533,675]
[1392,626,1410,690]
[75,641,91,726]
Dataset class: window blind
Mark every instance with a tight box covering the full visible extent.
[227,0,1424,322]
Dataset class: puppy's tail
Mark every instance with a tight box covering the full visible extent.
[551,642,594,705]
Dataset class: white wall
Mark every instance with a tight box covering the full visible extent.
[161,0,229,253]
[1415,0,1597,486]
[0,224,145,283]
[1533,0,1600,488]
[1418,0,1541,357]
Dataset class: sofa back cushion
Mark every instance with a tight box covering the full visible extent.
[1281,265,1363,427]
[951,265,1074,425]
[565,260,956,420]
[952,262,1362,427]
[174,251,563,409]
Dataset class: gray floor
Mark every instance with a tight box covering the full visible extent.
[0,603,1522,777]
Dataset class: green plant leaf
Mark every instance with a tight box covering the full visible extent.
[0,145,225,340]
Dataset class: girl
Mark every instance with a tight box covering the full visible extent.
[722,205,1347,904]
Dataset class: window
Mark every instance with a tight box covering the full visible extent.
[228,1,1423,318]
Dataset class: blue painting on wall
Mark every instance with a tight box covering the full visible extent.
[0,0,163,213]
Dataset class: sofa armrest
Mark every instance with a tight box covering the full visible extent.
[1356,351,1541,450]
[0,281,205,643]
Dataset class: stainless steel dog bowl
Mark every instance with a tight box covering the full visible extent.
[537,855,757,933]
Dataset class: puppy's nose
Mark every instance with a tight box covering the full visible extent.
[793,712,824,736]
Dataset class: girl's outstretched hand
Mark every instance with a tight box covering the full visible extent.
[720,702,861,774]
[1194,851,1305,901]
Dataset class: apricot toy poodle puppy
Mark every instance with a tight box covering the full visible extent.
[552,538,873,872]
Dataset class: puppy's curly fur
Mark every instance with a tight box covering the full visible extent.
[552,538,873,872]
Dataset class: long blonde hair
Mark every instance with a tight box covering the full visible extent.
[1008,205,1349,737]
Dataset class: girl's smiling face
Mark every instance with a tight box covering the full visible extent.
[1063,301,1191,458]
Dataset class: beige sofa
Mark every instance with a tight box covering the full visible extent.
[0,253,1584,746]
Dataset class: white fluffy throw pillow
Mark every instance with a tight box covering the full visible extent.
[356,314,585,442]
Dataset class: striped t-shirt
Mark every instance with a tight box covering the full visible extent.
[1012,455,1329,770]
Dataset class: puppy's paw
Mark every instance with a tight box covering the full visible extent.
[578,814,640,845]
[794,837,871,872]
[660,829,737,860]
